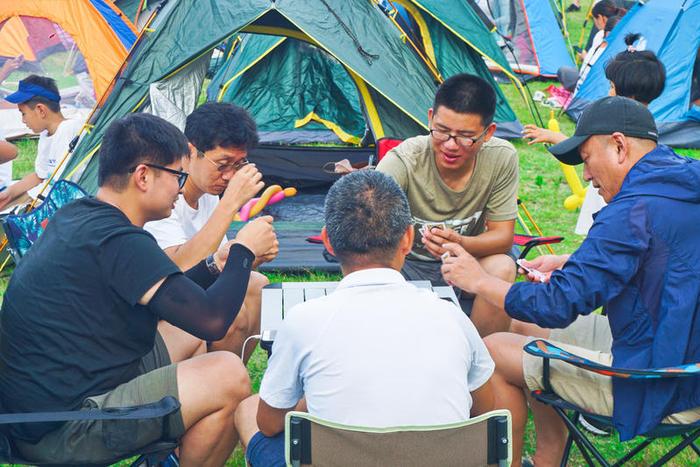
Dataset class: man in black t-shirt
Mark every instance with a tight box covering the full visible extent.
[0,114,277,465]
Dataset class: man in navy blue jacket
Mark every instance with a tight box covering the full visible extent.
[441,96,700,467]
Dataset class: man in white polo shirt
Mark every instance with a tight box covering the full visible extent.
[233,170,495,467]
[145,103,277,361]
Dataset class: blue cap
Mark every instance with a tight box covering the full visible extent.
[4,80,61,104]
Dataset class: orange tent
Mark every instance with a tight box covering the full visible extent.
[0,0,137,99]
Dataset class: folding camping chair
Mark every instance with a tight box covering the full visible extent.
[0,396,180,466]
[0,179,88,264]
[523,339,700,466]
[285,409,512,467]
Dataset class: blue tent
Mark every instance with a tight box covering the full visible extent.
[476,0,575,78]
[567,0,700,148]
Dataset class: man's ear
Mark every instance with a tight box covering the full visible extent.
[428,107,434,125]
[399,224,415,257]
[131,164,150,192]
[611,132,628,164]
[321,226,335,256]
[482,122,498,143]
[186,142,197,159]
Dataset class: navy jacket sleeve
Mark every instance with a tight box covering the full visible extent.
[505,198,651,328]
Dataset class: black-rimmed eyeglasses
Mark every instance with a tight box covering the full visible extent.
[129,163,189,189]
[429,126,489,147]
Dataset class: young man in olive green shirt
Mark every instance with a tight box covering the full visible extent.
[377,74,518,336]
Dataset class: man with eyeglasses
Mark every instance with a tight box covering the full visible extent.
[377,73,518,336]
[0,113,276,464]
[145,103,277,362]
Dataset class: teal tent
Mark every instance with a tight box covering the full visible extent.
[207,34,368,146]
[64,0,525,190]
[63,0,468,192]
[207,0,522,146]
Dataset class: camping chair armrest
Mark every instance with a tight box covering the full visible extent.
[513,235,564,259]
[0,396,180,426]
[524,339,700,380]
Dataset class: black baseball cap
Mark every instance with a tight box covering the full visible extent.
[548,96,658,165]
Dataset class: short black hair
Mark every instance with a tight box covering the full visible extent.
[605,42,666,105]
[184,102,258,153]
[21,75,61,113]
[325,171,411,266]
[433,74,496,126]
[98,113,189,189]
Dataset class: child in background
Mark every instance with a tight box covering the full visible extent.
[1,75,83,210]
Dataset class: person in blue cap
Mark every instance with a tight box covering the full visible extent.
[1,75,83,210]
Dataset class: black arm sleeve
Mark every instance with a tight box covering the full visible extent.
[184,259,217,289]
[149,244,255,341]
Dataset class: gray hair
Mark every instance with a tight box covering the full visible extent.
[325,171,411,263]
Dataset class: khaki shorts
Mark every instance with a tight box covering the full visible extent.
[523,314,700,424]
[16,332,186,464]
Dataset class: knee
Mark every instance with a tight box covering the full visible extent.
[484,332,520,366]
[204,351,251,403]
[481,254,517,282]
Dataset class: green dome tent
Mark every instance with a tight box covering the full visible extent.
[63,0,523,191]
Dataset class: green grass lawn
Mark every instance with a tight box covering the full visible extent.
[2,1,700,465]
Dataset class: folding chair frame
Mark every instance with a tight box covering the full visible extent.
[285,409,513,467]
[524,339,700,467]
[0,396,180,466]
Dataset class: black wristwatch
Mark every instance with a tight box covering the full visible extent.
[205,254,221,275]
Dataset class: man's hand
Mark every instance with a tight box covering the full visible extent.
[517,254,569,283]
[221,164,264,212]
[521,125,567,146]
[440,242,488,294]
[234,215,277,258]
[421,227,462,259]
[253,241,279,269]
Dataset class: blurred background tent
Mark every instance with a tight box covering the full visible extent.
[474,0,575,78]
[112,0,158,29]
[0,0,137,138]
[567,0,700,148]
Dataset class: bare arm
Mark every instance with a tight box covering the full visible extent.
[0,172,42,209]
[0,141,17,163]
[257,398,307,437]
[470,379,495,417]
[521,125,568,146]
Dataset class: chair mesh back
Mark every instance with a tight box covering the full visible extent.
[304,420,493,467]
[1,180,87,260]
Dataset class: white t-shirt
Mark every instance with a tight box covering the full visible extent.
[144,193,227,249]
[0,129,12,189]
[575,183,607,235]
[575,30,606,94]
[259,268,495,427]
[29,118,83,199]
